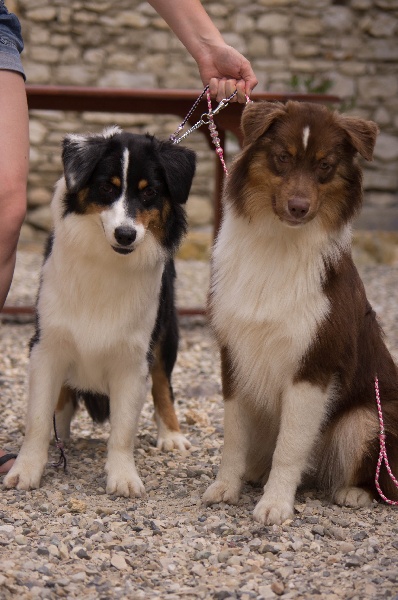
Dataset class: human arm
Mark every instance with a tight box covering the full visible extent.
[147,0,258,102]
[0,5,29,308]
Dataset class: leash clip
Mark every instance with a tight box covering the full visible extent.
[211,95,235,116]
[170,87,237,145]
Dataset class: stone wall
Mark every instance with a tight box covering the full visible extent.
[11,0,398,234]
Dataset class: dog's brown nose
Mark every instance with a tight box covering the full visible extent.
[288,198,310,219]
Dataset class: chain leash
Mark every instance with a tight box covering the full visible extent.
[170,86,251,175]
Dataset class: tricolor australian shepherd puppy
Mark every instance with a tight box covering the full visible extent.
[5,127,196,498]
[203,101,398,523]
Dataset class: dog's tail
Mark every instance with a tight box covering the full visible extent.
[316,402,398,503]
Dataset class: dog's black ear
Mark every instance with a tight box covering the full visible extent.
[337,114,379,161]
[241,101,286,147]
[62,126,121,192]
[156,141,196,204]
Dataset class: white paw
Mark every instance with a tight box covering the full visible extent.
[203,479,241,506]
[105,456,145,498]
[253,495,294,525]
[157,430,191,452]
[3,453,47,491]
[334,486,373,508]
[106,471,145,498]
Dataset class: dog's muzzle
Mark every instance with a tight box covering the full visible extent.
[112,225,137,254]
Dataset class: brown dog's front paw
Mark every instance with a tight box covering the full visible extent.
[253,494,294,525]
[334,486,373,508]
[202,479,241,506]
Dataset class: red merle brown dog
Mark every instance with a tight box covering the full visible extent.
[203,101,398,524]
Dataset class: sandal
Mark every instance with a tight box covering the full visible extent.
[0,451,17,474]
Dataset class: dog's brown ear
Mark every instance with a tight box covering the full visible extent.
[241,101,286,146]
[337,115,379,161]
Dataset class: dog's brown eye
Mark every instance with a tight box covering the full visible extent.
[278,152,290,163]
[319,161,331,170]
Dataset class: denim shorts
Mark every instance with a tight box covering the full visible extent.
[0,1,25,80]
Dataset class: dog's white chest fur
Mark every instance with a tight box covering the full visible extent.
[38,212,164,395]
[211,208,348,403]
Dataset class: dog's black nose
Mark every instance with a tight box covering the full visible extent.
[114,226,137,246]
[288,198,310,219]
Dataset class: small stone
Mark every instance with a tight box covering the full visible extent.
[353,531,368,541]
[312,525,325,536]
[325,526,345,541]
[217,550,232,563]
[111,554,128,570]
[14,535,28,545]
[271,581,285,596]
[48,544,60,557]
[0,525,14,535]
[340,542,356,554]
[227,555,242,566]
[345,555,363,567]
[68,498,87,513]
[37,547,49,556]
[71,572,86,582]
[58,543,69,560]
[259,543,280,554]
[75,548,90,559]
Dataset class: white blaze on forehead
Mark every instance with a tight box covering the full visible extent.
[122,147,130,196]
[302,126,310,150]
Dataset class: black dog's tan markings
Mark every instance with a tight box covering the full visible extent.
[138,179,149,190]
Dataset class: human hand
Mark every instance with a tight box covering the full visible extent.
[196,42,258,103]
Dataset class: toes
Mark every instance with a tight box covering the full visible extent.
[202,480,241,506]
[334,486,373,508]
[106,474,145,498]
[253,495,294,525]
[157,432,191,452]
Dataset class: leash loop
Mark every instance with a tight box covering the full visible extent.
[374,376,398,505]
[169,86,238,146]
[170,85,252,175]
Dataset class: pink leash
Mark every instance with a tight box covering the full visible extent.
[170,85,252,177]
[374,376,398,504]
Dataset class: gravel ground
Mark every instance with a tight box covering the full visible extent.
[1,245,398,600]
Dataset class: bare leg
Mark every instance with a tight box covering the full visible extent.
[0,72,29,467]
[0,71,29,308]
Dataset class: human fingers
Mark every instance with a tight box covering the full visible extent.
[209,77,228,102]
[209,78,244,103]
[236,80,247,103]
